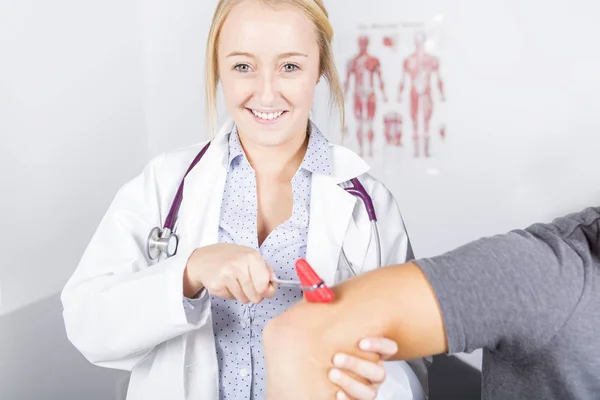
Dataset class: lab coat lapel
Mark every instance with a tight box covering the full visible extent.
[175,122,233,400]
[305,140,372,286]
[340,200,371,275]
[176,122,232,255]
[305,173,357,286]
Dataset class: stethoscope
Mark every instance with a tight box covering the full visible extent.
[146,141,382,284]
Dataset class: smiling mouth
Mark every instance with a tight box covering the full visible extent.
[247,108,287,122]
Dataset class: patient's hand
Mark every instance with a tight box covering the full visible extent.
[331,337,398,400]
[263,263,446,399]
[262,285,387,400]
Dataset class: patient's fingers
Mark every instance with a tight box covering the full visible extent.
[333,354,386,383]
[329,368,378,400]
[335,391,350,400]
[359,337,398,360]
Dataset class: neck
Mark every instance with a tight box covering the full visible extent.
[239,128,309,182]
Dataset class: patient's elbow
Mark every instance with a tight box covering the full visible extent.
[264,311,330,400]
[263,302,320,349]
[263,312,299,355]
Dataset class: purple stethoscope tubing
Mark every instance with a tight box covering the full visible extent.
[146,141,382,270]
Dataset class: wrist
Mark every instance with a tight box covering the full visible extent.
[183,250,204,298]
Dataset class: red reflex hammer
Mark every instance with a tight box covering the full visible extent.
[295,258,335,303]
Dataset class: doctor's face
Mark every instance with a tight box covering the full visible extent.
[217,0,321,149]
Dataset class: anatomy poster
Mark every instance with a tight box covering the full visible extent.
[337,17,448,163]
[341,34,388,158]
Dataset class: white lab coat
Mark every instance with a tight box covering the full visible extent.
[61,120,428,400]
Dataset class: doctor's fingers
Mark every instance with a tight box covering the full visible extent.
[219,264,250,303]
[211,287,236,300]
[329,368,378,400]
[225,279,251,304]
[233,259,264,304]
[245,254,276,299]
[205,280,235,300]
[237,276,263,304]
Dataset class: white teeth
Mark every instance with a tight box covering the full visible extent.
[251,109,284,121]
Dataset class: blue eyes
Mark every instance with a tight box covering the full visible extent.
[233,63,299,73]
[234,64,250,73]
[283,63,299,72]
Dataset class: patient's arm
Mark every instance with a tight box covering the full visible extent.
[264,207,600,398]
[263,262,446,400]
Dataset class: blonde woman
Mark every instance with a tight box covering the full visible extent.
[61,1,428,399]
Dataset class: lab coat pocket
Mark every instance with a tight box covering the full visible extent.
[377,361,427,400]
[334,267,353,285]
[339,219,371,277]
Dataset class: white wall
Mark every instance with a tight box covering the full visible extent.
[0,0,147,314]
[0,0,146,398]
[139,0,216,158]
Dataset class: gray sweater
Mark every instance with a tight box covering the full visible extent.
[417,206,600,399]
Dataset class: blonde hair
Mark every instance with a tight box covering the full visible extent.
[204,0,345,134]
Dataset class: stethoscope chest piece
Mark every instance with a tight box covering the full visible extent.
[147,226,179,260]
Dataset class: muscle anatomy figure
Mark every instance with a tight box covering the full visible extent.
[398,31,446,158]
[383,111,403,147]
[343,35,387,157]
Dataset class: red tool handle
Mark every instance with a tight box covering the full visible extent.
[295,258,335,303]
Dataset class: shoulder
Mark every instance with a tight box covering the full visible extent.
[355,172,395,203]
[327,143,392,196]
[328,142,370,182]
[158,140,211,170]
[147,140,211,180]
[327,144,398,206]
[356,173,404,224]
[350,172,413,265]
[118,141,212,198]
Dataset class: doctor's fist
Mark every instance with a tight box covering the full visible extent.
[184,243,277,304]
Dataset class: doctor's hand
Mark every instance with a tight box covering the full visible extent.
[329,337,398,400]
[184,243,277,304]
